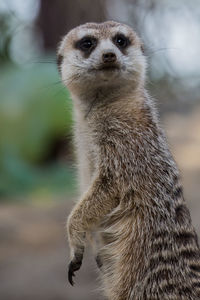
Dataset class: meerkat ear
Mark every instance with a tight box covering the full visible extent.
[141,43,145,54]
[56,53,63,74]
[56,36,67,73]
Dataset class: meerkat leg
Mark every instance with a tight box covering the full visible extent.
[67,172,119,285]
[87,231,104,269]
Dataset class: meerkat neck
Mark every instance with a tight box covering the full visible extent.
[71,84,145,119]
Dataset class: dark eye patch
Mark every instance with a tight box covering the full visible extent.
[113,33,130,52]
[74,36,97,56]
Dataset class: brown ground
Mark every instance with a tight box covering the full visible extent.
[0,108,200,300]
[0,201,103,300]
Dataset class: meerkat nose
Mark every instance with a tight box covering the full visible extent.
[102,52,117,63]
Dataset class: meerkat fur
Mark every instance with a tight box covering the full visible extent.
[57,21,200,299]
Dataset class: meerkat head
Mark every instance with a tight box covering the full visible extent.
[57,21,146,97]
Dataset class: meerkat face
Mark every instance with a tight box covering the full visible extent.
[57,21,146,95]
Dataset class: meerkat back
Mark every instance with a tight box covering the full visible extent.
[57,21,200,300]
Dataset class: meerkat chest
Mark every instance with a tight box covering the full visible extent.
[74,120,99,193]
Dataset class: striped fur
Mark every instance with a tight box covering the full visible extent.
[57,21,200,299]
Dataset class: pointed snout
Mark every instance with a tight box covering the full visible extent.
[102,51,117,63]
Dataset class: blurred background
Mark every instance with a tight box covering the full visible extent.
[0,0,200,299]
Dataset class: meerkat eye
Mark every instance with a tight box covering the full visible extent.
[80,38,93,50]
[76,36,97,52]
[113,34,130,49]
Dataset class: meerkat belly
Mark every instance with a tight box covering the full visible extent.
[76,142,95,193]
[75,125,98,194]
[97,205,140,261]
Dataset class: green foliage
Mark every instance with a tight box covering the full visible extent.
[0,60,76,199]
[0,12,13,64]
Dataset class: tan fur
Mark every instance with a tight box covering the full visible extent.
[57,21,200,299]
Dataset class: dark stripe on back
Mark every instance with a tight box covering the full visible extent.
[149,255,178,271]
[162,283,176,294]
[189,271,200,279]
[190,264,200,272]
[178,286,192,296]
[175,204,191,224]
[192,282,200,288]
[148,268,174,283]
[153,242,171,252]
[153,230,169,240]
[173,186,183,198]
[180,249,200,260]
[164,200,171,211]
[175,232,196,246]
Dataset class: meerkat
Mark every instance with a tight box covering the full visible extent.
[57,21,200,300]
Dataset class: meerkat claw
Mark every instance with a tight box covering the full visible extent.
[68,259,82,286]
[96,254,103,269]
[68,264,75,286]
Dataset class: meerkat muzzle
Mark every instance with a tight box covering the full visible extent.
[102,52,117,63]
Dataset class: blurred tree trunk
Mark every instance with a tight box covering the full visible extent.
[37,0,107,51]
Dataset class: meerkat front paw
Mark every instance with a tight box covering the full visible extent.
[67,217,86,285]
